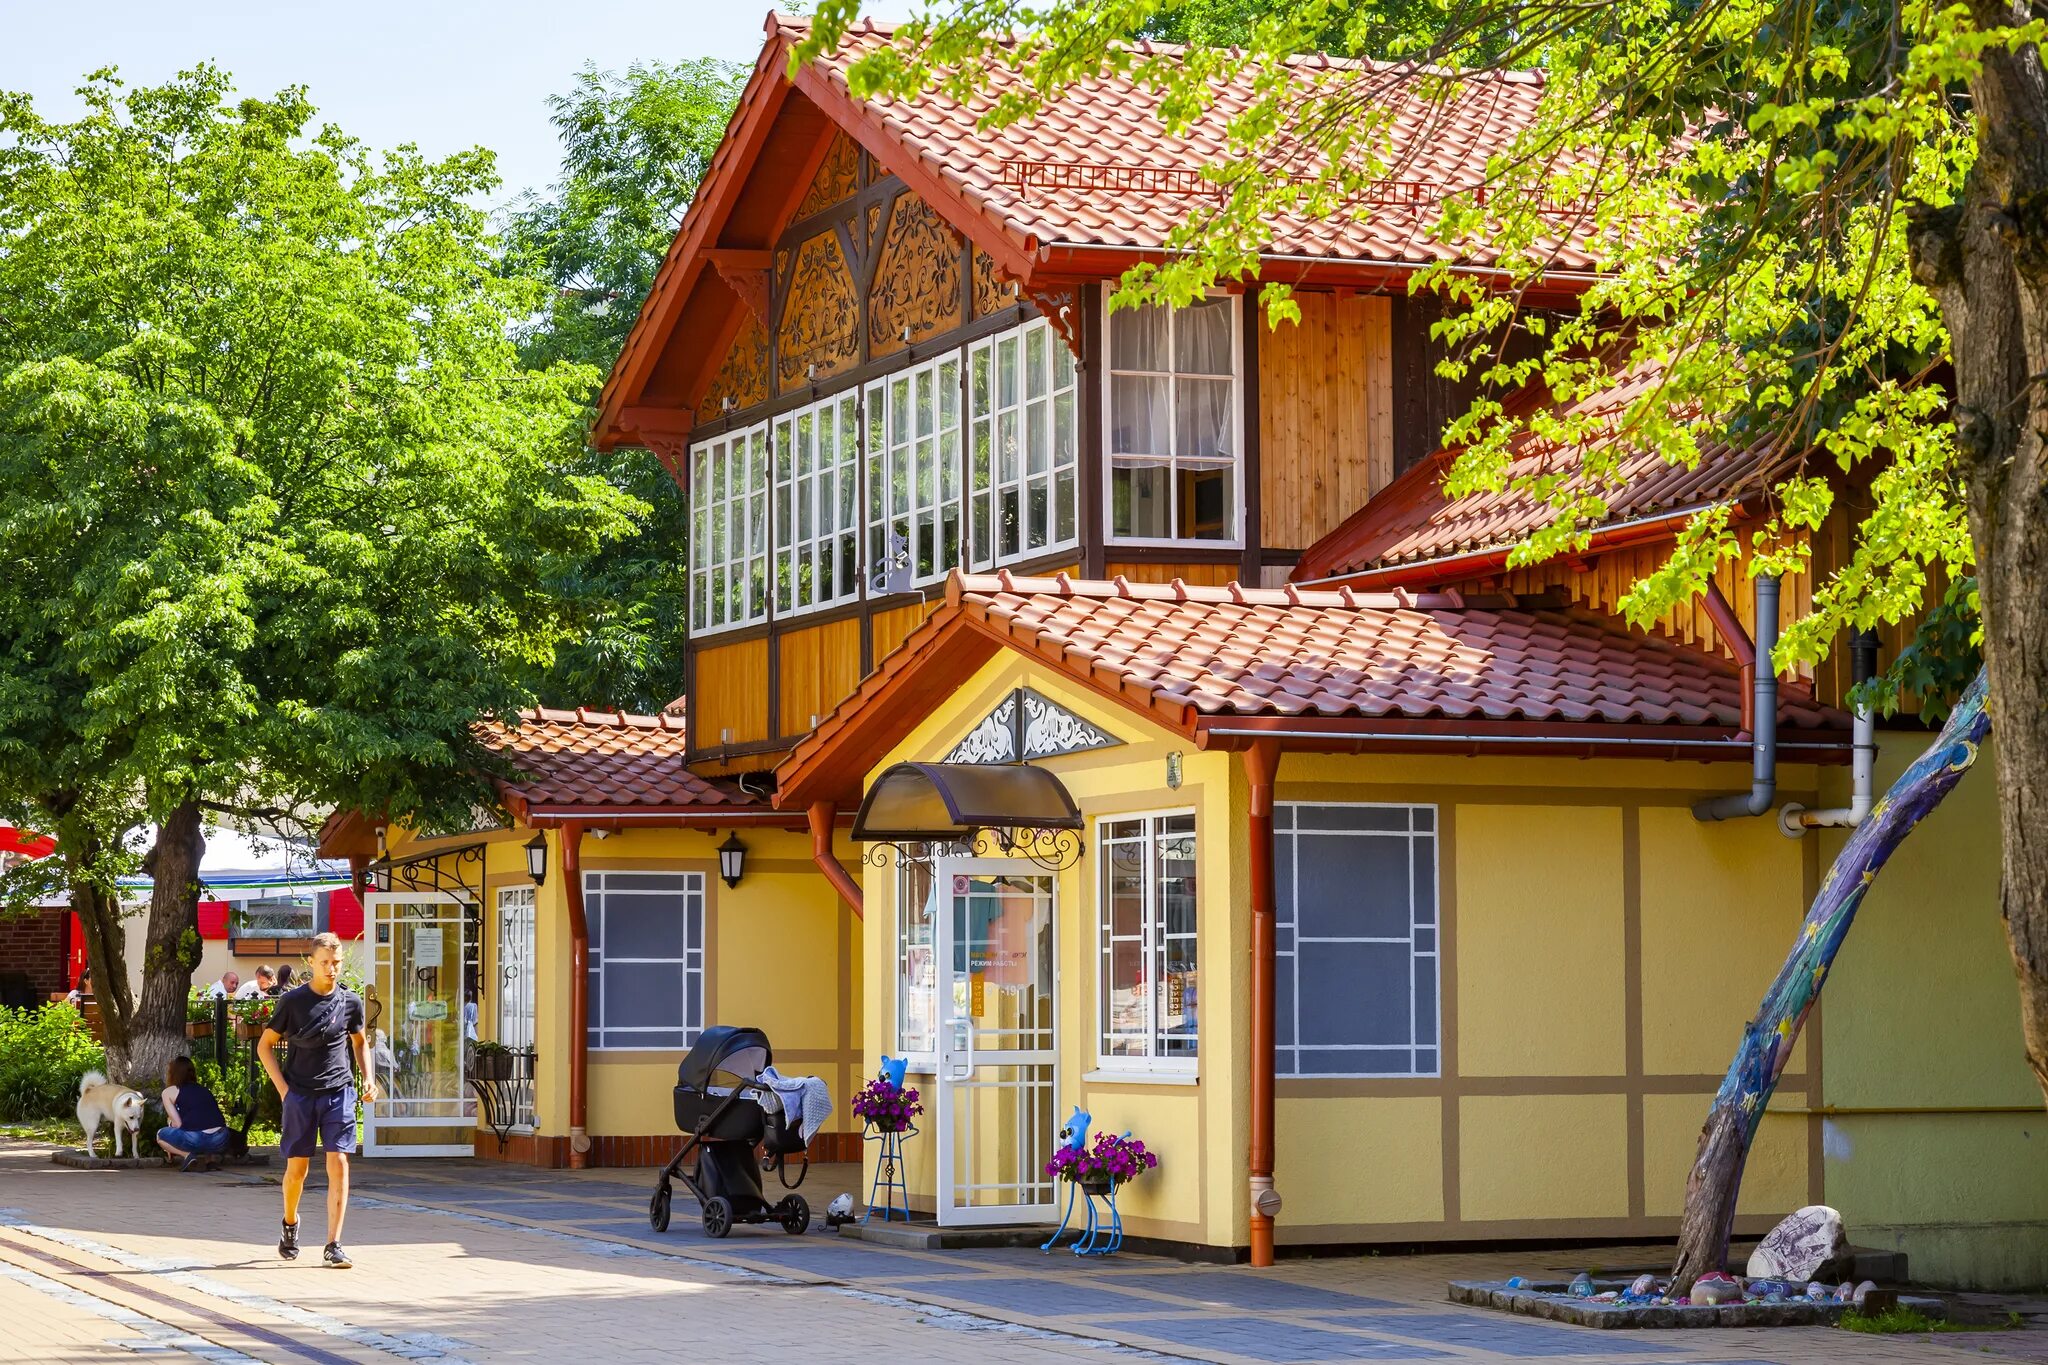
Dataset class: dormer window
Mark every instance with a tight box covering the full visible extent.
[1105,295,1240,544]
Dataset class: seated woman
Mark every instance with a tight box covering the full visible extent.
[157,1056,231,1171]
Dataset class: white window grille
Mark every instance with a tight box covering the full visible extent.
[968,317,1078,569]
[773,390,861,617]
[688,423,769,634]
[1097,811,1199,1071]
[585,871,705,1051]
[866,352,962,591]
[1104,295,1240,544]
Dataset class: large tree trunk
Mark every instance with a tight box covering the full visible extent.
[1909,2,2048,1106]
[109,802,208,1085]
[63,824,135,1060]
[1670,671,1992,1291]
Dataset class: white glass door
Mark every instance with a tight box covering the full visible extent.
[496,885,537,1129]
[934,859,1058,1225]
[365,890,474,1157]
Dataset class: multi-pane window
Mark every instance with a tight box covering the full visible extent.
[688,423,769,633]
[1105,296,1238,543]
[585,871,705,1051]
[1274,804,1439,1077]
[866,353,962,590]
[1098,812,1198,1070]
[969,317,1078,569]
[774,391,860,615]
[897,861,937,1060]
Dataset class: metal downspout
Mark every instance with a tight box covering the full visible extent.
[1244,739,1281,1268]
[1781,631,1880,833]
[1693,575,1781,822]
[561,820,591,1167]
[807,801,864,918]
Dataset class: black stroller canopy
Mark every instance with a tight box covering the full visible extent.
[679,1025,772,1089]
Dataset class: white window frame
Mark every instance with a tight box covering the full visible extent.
[1100,292,1244,549]
[866,352,963,593]
[1095,809,1200,1075]
[968,316,1079,570]
[1274,802,1440,1079]
[773,390,861,619]
[585,870,706,1053]
[894,858,938,1071]
[687,422,769,637]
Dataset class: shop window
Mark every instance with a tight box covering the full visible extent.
[688,423,769,634]
[585,871,704,1051]
[866,352,962,591]
[968,317,1077,569]
[1104,295,1238,544]
[773,390,861,617]
[1097,812,1198,1071]
[1274,803,1439,1077]
[896,861,937,1063]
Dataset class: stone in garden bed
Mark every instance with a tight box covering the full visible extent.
[52,1147,272,1170]
[1446,1278,1946,1329]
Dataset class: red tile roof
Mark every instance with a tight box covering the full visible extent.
[775,571,1844,806]
[478,708,761,814]
[1294,355,1785,584]
[785,14,1594,273]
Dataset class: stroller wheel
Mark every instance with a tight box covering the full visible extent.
[702,1195,734,1239]
[649,1182,672,1234]
[778,1194,810,1236]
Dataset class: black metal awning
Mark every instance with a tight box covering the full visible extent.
[851,761,1082,843]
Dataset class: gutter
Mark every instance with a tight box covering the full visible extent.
[1780,631,1879,834]
[1242,740,1281,1270]
[807,801,864,919]
[1693,575,1781,821]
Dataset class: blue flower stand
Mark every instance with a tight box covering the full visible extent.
[1041,1178,1123,1255]
[863,1122,915,1223]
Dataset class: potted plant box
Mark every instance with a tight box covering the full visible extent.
[470,1044,515,1082]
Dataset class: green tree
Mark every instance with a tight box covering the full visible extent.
[501,59,746,711]
[796,0,2048,1282]
[0,68,638,1083]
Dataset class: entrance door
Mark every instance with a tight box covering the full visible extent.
[934,860,1058,1225]
[364,890,474,1157]
[495,885,537,1129]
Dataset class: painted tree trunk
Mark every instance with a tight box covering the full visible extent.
[1669,668,1992,1291]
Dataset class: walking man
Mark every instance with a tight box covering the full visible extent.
[257,931,377,1268]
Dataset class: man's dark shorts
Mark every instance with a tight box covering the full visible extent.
[280,1086,357,1159]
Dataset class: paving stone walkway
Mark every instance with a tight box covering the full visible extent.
[0,1140,2037,1365]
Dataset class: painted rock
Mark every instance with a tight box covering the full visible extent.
[1852,1279,1878,1308]
[1832,1280,1857,1302]
[1691,1272,1741,1305]
[1567,1272,1595,1298]
[1748,1278,1791,1300]
[1593,1292,1621,1302]
[1626,1274,1658,1299]
[1747,1204,1851,1282]
[1505,1276,1530,1290]
[1806,1282,1830,1301]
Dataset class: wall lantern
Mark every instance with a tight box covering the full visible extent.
[717,831,748,889]
[524,833,549,887]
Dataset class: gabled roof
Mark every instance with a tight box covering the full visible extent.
[479,707,762,819]
[1293,354,1785,586]
[774,571,1846,808]
[596,11,1604,452]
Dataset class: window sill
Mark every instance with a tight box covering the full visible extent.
[1082,1069,1199,1087]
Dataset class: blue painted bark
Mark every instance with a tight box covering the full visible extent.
[1670,667,1992,1290]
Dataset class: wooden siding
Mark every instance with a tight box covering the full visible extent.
[1259,293,1394,555]
[870,600,939,663]
[693,636,770,748]
[779,616,864,737]
[1106,561,1240,587]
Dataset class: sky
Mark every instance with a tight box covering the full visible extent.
[0,0,915,211]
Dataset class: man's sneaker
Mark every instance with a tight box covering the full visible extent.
[277,1220,299,1260]
[322,1242,352,1269]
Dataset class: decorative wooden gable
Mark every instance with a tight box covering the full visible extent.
[944,687,1121,765]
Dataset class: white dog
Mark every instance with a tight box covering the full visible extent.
[76,1071,145,1160]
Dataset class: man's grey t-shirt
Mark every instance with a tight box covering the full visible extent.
[270,983,365,1093]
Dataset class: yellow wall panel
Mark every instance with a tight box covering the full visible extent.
[1461,1094,1629,1221]
[1277,1096,1443,1228]
[1642,1095,1807,1219]
[1456,805,1627,1076]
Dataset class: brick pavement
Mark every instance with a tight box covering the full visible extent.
[0,1139,2036,1365]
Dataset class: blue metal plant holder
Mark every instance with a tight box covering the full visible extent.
[1042,1177,1123,1255]
[863,1122,916,1223]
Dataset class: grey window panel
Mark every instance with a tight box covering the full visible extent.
[1296,940,1410,1047]
[1414,926,1436,955]
[1288,805,1410,833]
[687,974,702,1033]
[593,1028,688,1049]
[599,873,700,893]
[585,898,604,950]
[1295,834,1412,938]
[687,901,703,951]
[1276,969,1296,1047]
[1272,805,1295,832]
[1413,957,1438,1048]
[587,968,601,1037]
[1298,1047,1414,1075]
[602,962,688,1029]
[604,899,689,960]
[1413,807,1437,832]
[1275,847,1295,930]
[1411,839,1438,926]
[1414,1046,1438,1075]
[1276,924,1295,954]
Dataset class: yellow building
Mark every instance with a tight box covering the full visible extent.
[321,707,864,1168]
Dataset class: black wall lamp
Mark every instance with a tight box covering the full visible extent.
[717,831,747,889]
[524,833,548,887]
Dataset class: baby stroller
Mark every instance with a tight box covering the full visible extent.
[650,1025,811,1238]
